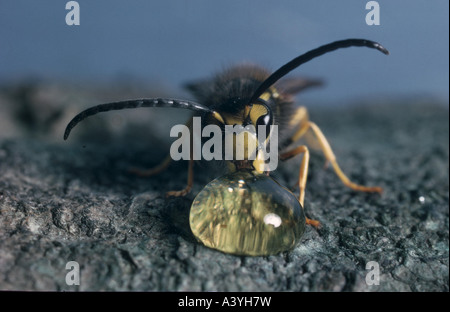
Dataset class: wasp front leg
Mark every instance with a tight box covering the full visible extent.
[287,106,382,194]
[165,157,194,197]
[280,145,320,227]
[129,117,195,197]
[128,154,172,177]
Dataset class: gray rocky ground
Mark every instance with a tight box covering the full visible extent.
[0,83,448,291]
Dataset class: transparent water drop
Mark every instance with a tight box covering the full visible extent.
[189,170,306,256]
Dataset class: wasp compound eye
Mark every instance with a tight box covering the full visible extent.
[256,113,272,138]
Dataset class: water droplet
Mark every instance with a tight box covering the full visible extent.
[190,170,306,256]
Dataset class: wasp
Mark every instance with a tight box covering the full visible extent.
[64,39,389,256]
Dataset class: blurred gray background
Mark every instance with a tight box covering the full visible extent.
[1,0,448,105]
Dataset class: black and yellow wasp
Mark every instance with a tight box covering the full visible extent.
[64,39,388,256]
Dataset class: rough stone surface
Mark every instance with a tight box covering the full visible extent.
[0,83,448,291]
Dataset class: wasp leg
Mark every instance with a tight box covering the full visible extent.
[286,106,320,149]
[287,107,382,194]
[128,154,172,177]
[165,157,194,197]
[129,117,195,197]
[280,146,320,227]
[166,117,195,197]
[133,155,193,197]
[288,106,309,139]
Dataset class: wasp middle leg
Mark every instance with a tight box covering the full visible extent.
[280,145,320,227]
[128,154,172,177]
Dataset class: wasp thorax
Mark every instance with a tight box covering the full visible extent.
[189,170,306,256]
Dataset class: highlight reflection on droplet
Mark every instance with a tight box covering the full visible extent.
[263,213,282,228]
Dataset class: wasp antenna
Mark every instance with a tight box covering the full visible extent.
[249,39,389,104]
[63,98,213,140]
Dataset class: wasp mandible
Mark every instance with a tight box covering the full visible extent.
[64,39,389,256]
